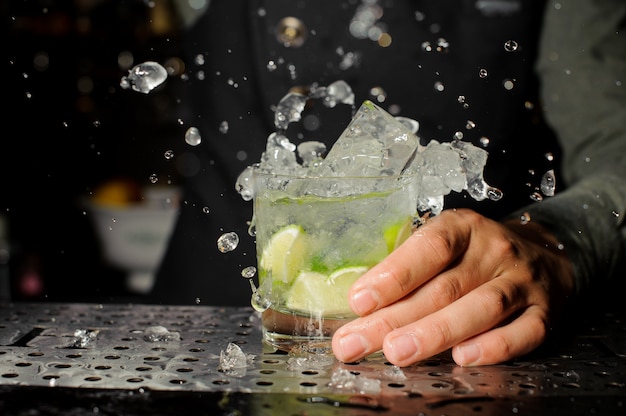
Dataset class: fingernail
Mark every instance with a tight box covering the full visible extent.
[351,289,379,315]
[387,334,419,363]
[454,343,481,366]
[336,333,369,362]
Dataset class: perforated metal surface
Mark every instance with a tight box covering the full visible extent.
[0,302,624,415]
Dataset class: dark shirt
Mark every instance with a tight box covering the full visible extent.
[152,0,626,306]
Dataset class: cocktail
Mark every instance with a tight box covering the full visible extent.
[253,172,418,351]
[238,96,497,353]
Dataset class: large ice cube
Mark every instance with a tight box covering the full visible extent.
[312,101,420,177]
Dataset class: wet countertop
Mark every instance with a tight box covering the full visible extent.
[0,302,624,415]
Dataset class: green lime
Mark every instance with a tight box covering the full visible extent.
[384,216,414,252]
[286,266,368,315]
[259,225,307,284]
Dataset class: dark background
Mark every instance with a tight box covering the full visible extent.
[2,0,187,302]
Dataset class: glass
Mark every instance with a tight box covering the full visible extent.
[252,171,418,352]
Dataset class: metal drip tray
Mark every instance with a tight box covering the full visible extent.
[0,302,624,415]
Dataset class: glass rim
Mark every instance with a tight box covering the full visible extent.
[250,170,419,181]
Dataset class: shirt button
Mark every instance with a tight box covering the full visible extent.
[275,16,307,48]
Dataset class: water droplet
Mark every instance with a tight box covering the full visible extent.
[119,61,167,94]
[434,81,445,91]
[504,40,519,52]
[436,38,449,53]
[195,297,201,304]
[453,131,464,140]
[185,126,202,146]
[540,169,556,196]
[479,136,490,147]
[194,54,205,65]
[219,120,229,134]
[545,152,554,162]
[421,41,432,52]
[164,149,174,160]
[369,86,387,102]
[149,174,158,184]
[487,187,503,201]
[520,212,531,224]
[503,79,515,90]
[530,192,543,202]
[241,266,257,279]
[251,290,271,312]
[217,232,239,253]
[267,60,277,71]
[202,206,210,214]
[465,120,476,130]
[457,95,466,104]
[479,68,488,78]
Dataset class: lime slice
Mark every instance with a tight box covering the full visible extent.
[384,216,414,252]
[286,266,368,315]
[259,225,307,283]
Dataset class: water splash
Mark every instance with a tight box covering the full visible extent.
[541,169,556,196]
[217,232,239,253]
[120,61,167,94]
[185,126,202,146]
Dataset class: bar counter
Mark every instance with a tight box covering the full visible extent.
[0,301,624,415]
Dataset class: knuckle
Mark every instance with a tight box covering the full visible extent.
[428,317,455,347]
[428,275,462,310]
[479,280,522,316]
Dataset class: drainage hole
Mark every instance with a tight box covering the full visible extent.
[126,377,144,383]
[15,362,32,367]
[169,379,187,385]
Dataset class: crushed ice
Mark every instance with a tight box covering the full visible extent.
[68,329,99,348]
[218,342,256,376]
[236,80,501,216]
[328,368,382,394]
[143,325,181,342]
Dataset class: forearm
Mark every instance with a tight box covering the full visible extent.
[522,0,626,293]
[510,173,626,294]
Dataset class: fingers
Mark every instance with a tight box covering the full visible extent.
[335,272,543,366]
[381,277,528,366]
[349,210,472,316]
[451,306,549,366]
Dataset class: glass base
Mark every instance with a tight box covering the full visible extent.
[261,308,354,353]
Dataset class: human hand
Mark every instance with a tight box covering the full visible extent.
[331,208,575,367]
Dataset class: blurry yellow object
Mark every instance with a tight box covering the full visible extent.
[92,179,142,207]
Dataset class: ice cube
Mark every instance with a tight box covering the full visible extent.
[314,100,420,177]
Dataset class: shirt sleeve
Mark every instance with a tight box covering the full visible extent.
[511,0,626,294]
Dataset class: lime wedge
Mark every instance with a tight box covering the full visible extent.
[384,216,414,252]
[286,266,368,315]
[259,225,307,284]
